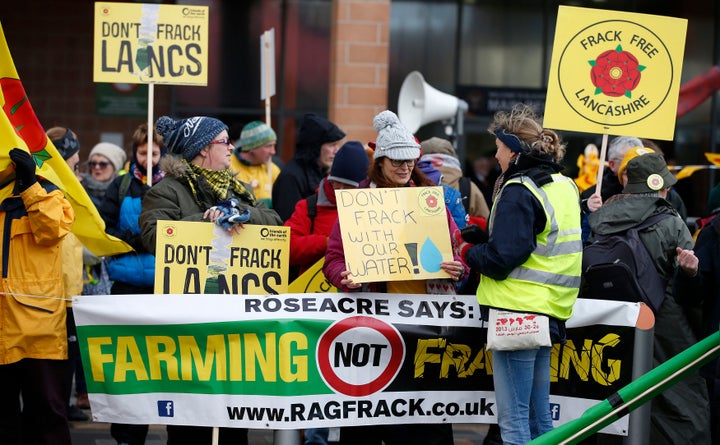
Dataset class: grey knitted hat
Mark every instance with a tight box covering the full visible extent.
[89,142,127,172]
[372,110,420,161]
[51,128,81,160]
[155,115,228,161]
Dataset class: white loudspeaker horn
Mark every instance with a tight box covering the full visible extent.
[398,71,466,133]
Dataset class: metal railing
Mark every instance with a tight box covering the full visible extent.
[530,329,720,445]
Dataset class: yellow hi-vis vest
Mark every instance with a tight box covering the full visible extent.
[477,173,582,320]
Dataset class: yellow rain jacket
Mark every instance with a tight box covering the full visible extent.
[0,181,74,364]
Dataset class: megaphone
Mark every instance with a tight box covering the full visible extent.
[398,71,468,133]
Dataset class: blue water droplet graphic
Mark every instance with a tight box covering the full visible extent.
[420,237,442,272]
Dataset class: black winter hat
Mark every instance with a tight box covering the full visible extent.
[296,113,345,149]
[328,141,369,187]
[52,128,80,160]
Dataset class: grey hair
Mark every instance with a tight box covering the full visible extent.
[608,136,643,162]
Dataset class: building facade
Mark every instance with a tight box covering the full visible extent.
[1,0,718,214]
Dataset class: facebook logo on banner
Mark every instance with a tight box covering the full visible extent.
[158,401,174,417]
[550,403,560,421]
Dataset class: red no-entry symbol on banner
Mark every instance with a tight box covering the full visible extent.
[317,316,405,397]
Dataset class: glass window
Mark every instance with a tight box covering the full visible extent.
[388,1,458,113]
[173,0,333,160]
[459,1,545,88]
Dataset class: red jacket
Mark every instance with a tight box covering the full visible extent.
[284,180,339,274]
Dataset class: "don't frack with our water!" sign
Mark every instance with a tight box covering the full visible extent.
[335,187,453,283]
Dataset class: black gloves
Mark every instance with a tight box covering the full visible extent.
[453,224,488,263]
[461,224,489,245]
[10,148,37,193]
[123,232,146,252]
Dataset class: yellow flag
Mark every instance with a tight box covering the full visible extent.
[0,23,131,256]
[574,143,601,192]
[674,166,704,181]
[705,152,720,167]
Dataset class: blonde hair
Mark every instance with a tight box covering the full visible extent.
[488,104,566,162]
[46,126,68,141]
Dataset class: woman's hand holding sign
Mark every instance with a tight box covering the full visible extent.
[441,261,465,281]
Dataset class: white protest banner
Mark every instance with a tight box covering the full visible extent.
[74,295,640,435]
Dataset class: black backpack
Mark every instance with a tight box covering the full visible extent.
[458,176,471,213]
[580,212,672,313]
[306,193,318,234]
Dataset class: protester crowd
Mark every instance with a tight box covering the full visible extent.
[0,104,717,445]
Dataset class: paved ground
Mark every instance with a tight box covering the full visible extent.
[69,413,491,444]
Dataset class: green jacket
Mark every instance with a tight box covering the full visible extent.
[588,194,692,280]
[140,156,282,254]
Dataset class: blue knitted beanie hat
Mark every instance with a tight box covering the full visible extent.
[156,115,228,161]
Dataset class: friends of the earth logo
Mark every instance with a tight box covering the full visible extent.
[164,225,176,237]
[557,20,673,127]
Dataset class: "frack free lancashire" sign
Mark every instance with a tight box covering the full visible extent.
[544,6,687,140]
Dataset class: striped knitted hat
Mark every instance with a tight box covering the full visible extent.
[155,115,228,161]
[240,121,277,152]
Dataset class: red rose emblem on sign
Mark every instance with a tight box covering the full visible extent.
[426,195,438,208]
[589,45,645,98]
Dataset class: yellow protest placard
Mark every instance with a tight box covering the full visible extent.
[94,2,209,85]
[335,186,453,283]
[544,6,687,140]
[155,221,289,295]
[287,258,337,293]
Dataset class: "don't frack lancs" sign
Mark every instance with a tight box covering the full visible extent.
[93,2,209,85]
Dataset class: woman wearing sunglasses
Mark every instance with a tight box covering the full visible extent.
[323,110,466,445]
[83,142,127,207]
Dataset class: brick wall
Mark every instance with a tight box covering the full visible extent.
[0,0,171,161]
[1,0,390,159]
[328,0,391,146]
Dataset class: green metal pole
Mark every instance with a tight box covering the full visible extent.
[530,330,720,445]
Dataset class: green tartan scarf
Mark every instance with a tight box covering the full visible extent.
[185,160,256,206]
